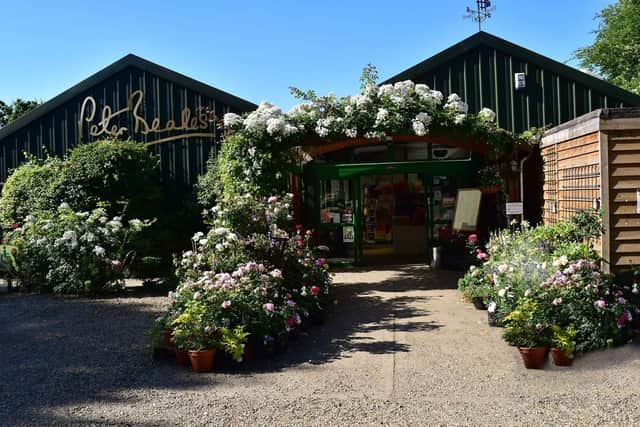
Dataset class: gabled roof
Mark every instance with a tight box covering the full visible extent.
[383,31,640,106]
[0,54,257,140]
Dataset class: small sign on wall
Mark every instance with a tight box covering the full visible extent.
[506,202,524,215]
[343,225,355,243]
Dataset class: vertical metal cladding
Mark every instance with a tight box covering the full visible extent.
[385,33,640,134]
[410,46,628,133]
[0,64,250,185]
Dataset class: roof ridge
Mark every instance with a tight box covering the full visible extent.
[0,54,257,140]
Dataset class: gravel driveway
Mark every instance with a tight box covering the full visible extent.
[1,264,639,426]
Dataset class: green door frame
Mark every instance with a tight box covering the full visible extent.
[310,159,474,264]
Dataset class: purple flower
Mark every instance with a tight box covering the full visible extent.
[594,300,606,309]
[617,297,627,305]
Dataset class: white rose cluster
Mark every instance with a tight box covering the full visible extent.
[477,107,496,123]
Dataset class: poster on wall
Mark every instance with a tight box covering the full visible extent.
[343,225,355,243]
[453,188,482,231]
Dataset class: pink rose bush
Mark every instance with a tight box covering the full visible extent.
[152,194,332,359]
[458,213,638,354]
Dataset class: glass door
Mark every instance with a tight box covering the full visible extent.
[315,177,360,264]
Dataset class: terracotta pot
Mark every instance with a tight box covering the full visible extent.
[188,349,216,373]
[175,349,191,367]
[472,297,487,310]
[162,330,173,347]
[551,348,574,366]
[518,346,548,369]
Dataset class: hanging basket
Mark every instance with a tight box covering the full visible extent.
[480,185,501,195]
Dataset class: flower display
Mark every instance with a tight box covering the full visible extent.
[7,205,152,294]
[457,212,638,354]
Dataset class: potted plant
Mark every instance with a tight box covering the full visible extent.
[502,301,550,369]
[171,303,221,373]
[463,283,490,310]
[487,301,505,327]
[478,165,503,194]
[550,325,576,366]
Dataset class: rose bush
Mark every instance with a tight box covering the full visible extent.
[7,204,152,294]
[458,212,638,354]
[153,194,332,357]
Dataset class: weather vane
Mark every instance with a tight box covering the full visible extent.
[464,0,496,31]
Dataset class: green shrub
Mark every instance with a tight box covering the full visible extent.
[63,139,161,219]
[0,156,67,228]
[7,205,152,294]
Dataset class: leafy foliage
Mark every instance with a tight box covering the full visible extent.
[63,140,161,219]
[0,98,41,128]
[0,156,66,228]
[574,0,640,94]
[458,213,637,354]
[7,205,151,294]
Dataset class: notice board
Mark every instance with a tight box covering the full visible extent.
[452,188,482,232]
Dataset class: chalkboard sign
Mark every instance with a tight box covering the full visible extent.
[453,189,482,231]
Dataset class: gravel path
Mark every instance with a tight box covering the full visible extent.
[1,265,639,426]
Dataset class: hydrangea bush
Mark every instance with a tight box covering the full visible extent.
[7,204,152,294]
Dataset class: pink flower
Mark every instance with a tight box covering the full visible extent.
[468,234,478,243]
[477,252,488,260]
[221,300,231,309]
[594,300,606,309]
[263,302,275,312]
[310,285,320,296]
[286,317,297,328]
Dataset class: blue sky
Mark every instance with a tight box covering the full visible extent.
[0,0,614,110]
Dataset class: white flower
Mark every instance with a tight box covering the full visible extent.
[270,269,282,279]
[129,219,143,230]
[213,227,228,236]
[223,112,243,128]
[192,231,205,241]
[487,302,497,313]
[444,93,468,114]
[247,147,256,158]
[469,265,477,272]
[266,117,286,136]
[477,108,496,123]
[93,246,106,257]
[498,288,506,298]
[215,243,224,252]
[497,264,508,274]
[524,289,533,297]
[374,108,389,126]
[345,128,358,138]
[59,202,71,210]
[552,256,569,267]
[454,114,466,125]
[411,112,432,136]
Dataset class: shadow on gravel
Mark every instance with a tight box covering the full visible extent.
[0,264,457,423]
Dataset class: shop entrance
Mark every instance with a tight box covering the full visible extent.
[307,157,473,266]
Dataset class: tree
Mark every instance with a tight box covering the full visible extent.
[0,98,41,128]
[574,0,640,95]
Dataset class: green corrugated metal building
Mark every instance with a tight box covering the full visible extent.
[384,31,640,133]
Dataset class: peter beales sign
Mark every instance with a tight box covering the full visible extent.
[78,90,218,146]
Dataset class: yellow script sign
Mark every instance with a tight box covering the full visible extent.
[78,90,218,146]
